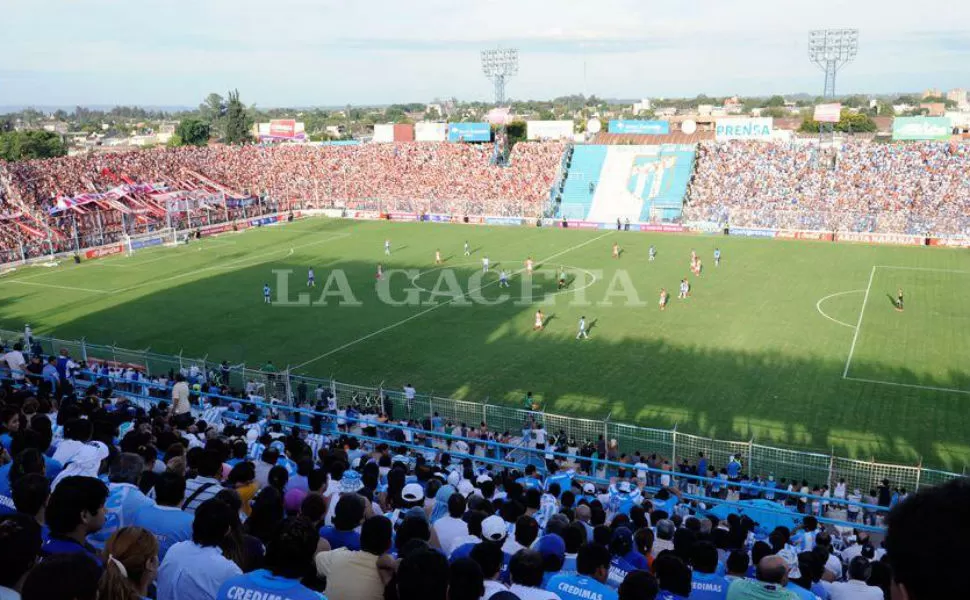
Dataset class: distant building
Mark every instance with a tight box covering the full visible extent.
[41,121,69,134]
[946,89,968,108]
[632,99,652,114]
[922,88,942,99]
[920,102,946,117]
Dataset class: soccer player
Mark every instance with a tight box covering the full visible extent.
[612,242,620,259]
[376,263,384,280]
[896,287,904,312]
[435,249,442,265]
[714,247,721,267]
[482,256,490,273]
[499,269,510,287]
[384,239,391,255]
[534,310,544,331]
[659,288,668,310]
[526,257,534,275]
[558,266,567,290]
[694,258,703,277]
[690,248,697,263]
[576,316,589,340]
[649,245,656,261]
[307,267,315,287]
[678,279,688,299]
[263,284,271,304]
[464,241,471,256]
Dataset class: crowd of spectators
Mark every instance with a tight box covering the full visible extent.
[0,141,566,261]
[0,337,967,600]
[686,140,970,236]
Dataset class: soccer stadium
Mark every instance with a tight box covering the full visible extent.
[1,8,969,600]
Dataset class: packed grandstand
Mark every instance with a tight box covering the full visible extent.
[2,136,970,266]
[0,338,966,600]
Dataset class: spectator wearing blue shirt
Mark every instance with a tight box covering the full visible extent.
[319,493,365,551]
[536,534,566,588]
[40,475,108,567]
[88,453,155,549]
[619,570,660,600]
[726,455,742,481]
[12,473,51,540]
[158,498,243,600]
[217,517,326,600]
[547,543,619,600]
[21,552,102,600]
[697,452,709,481]
[545,463,573,499]
[608,528,647,588]
[516,465,543,491]
[0,447,46,514]
[132,472,194,561]
[654,552,692,600]
[690,541,729,600]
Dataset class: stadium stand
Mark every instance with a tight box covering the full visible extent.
[685,140,970,236]
[0,331,968,600]
[558,146,608,220]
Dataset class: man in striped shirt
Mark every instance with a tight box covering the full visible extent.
[182,449,224,513]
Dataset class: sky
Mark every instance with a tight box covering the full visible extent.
[2,0,969,108]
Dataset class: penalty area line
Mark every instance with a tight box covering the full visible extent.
[843,376,970,396]
[292,231,614,370]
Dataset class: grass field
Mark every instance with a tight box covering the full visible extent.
[1,217,968,470]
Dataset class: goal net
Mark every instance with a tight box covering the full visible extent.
[124,228,176,256]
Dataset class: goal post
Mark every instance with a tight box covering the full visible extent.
[123,228,176,256]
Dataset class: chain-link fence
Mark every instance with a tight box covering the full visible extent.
[2,329,966,490]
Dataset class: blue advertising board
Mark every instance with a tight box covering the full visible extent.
[447,122,491,142]
[608,120,670,135]
[130,237,164,250]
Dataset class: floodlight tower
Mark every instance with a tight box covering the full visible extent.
[481,48,519,106]
[808,29,858,100]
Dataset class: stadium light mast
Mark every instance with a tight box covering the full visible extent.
[481,47,519,106]
[808,29,858,100]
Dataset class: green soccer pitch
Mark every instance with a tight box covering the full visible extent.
[1,217,968,469]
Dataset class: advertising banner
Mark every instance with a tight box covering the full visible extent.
[729,227,777,238]
[415,123,447,142]
[608,120,670,135]
[388,212,419,221]
[85,244,123,260]
[715,118,773,140]
[684,221,723,233]
[200,224,234,237]
[393,123,415,142]
[526,120,575,140]
[775,230,834,242]
[352,211,381,220]
[835,232,924,246]
[892,117,952,141]
[639,223,685,233]
[485,217,523,226]
[928,237,970,248]
[130,236,165,251]
[269,120,296,138]
[556,221,601,230]
[373,124,395,143]
[447,122,491,142]
[813,104,842,123]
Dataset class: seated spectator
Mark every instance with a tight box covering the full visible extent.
[98,526,160,600]
[89,453,154,549]
[51,420,109,487]
[182,449,224,513]
[653,552,692,600]
[509,549,561,600]
[0,514,42,599]
[726,555,798,599]
[21,553,101,600]
[319,493,365,550]
[449,558,486,600]
[41,475,108,565]
[823,557,883,600]
[619,570,659,600]
[396,547,450,600]
[157,498,243,600]
[216,517,321,600]
[433,492,468,556]
[131,472,193,561]
[547,543,618,600]
[690,541,729,599]
[471,536,510,600]
[885,477,970,600]
[11,473,50,538]
[315,515,393,600]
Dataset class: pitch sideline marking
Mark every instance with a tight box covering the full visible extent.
[293,231,613,370]
[4,280,111,295]
[842,266,875,378]
[844,376,970,396]
[815,290,864,329]
[874,265,970,274]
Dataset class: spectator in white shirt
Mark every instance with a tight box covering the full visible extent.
[824,557,883,600]
[51,419,110,488]
[4,343,26,381]
[169,374,192,425]
[472,542,510,600]
[433,493,469,556]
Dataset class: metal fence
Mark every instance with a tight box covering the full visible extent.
[2,329,965,492]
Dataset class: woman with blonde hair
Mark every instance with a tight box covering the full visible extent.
[99,526,159,600]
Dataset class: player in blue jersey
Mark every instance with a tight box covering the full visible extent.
[263,283,271,304]
[649,245,657,261]
[307,267,315,287]
[216,518,326,600]
[714,247,721,267]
